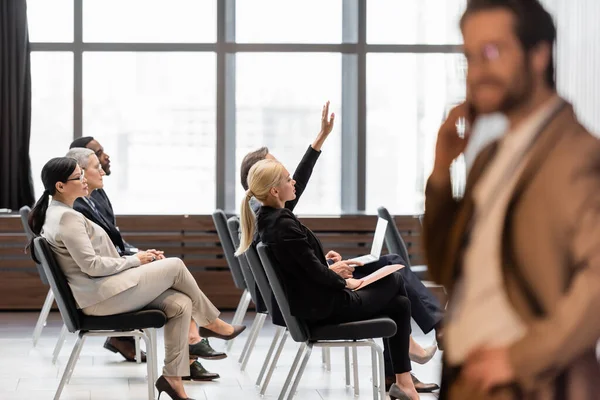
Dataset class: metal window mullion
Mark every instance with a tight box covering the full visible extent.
[341,0,359,214]
[73,0,83,140]
[356,0,367,212]
[216,0,236,211]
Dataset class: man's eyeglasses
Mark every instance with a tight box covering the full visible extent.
[67,170,85,182]
[465,43,502,66]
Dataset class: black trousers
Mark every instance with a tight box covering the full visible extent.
[314,272,412,374]
[354,254,443,334]
[351,254,443,377]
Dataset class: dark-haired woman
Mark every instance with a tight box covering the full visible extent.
[29,157,245,400]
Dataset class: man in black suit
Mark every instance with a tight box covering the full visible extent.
[239,102,440,393]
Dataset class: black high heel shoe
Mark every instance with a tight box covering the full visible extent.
[155,375,195,400]
[199,324,246,341]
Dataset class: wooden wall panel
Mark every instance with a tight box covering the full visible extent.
[0,213,425,310]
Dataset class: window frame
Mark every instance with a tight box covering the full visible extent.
[30,0,463,214]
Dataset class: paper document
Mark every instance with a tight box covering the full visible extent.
[353,264,404,291]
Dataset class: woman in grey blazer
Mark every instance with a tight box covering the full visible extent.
[28,157,245,400]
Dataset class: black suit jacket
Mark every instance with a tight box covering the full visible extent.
[257,206,347,321]
[89,188,136,254]
[73,196,134,256]
[91,188,116,225]
[250,146,321,323]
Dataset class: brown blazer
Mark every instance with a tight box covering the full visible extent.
[423,99,600,399]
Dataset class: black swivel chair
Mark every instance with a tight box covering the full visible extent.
[33,237,166,400]
[257,242,396,400]
[212,210,252,351]
[377,206,428,280]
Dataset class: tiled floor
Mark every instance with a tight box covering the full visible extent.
[0,312,441,399]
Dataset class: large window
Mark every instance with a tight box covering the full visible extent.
[236,0,343,43]
[30,52,74,196]
[83,53,216,214]
[235,53,342,214]
[83,0,216,43]
[367,0,466,44]
[29,0,472,215]
[366,53,466,213]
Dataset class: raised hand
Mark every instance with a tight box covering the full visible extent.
[312,101,335,151]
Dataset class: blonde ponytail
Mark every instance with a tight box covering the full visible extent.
[235,159,286,256]
[235,193,256,256]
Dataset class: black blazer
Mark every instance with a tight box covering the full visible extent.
[257,206,348,321]
[249,146,322,323]
[89,188,136,254]
[91,188,116,225]
[73,196,133,256]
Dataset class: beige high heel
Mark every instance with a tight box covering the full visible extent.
[409,343,437,365]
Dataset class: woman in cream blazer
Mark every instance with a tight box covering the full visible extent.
[29,157,245,400]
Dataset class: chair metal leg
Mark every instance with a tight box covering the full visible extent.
[238,313,260,363]
[240,313,266,372]
[367,341,386,400]
[345,347,351,387]
[33,289,54,347]
[325,347,331,371]
[226,289,251,351]
[352,346,360,396]
[230,289,248,326]
[135,335,142,364]
[151,328,159,384]
[52,324,68,364]
[65,335,87,384]
[278,343,307,400]
[256,326,285,387]
[369,341,378,400]
[54,334,85,400]
[286,343,314,400]
[137,331,155,400]
[261,329,289,396]
[142,328,158,385]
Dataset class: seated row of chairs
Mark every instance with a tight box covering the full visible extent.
[212,207,430,400]
[19,204,425,400]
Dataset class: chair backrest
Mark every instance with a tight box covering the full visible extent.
[257,242,310,342]
[33,237,81,332]
[377,206,412,267]
[19,206,49,285]
[244,244,274,314]
[212,210,247,290]
[227,216,260,307]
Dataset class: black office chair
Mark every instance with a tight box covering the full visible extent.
[19,206,55,347]
[212,209,252,351]
[377,206,428,280]
[227,216,267,371]
[33,237,166,400]
[257,242,396,400]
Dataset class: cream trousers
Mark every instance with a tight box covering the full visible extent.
[83,257,220,376]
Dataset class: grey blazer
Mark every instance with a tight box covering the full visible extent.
[41,200,141,309]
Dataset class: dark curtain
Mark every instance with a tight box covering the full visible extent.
[0,0,34,210]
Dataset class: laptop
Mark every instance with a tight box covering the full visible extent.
[349,218,388,265]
